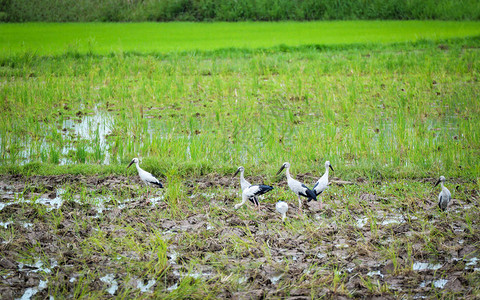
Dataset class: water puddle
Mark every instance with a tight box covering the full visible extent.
[100,274,118,295]
[419,279,448,289]
[367,270,384,278]
[0,220,13,228]
[0,202,8,211]
[168,251,179,264]
[2,107,114,166]
[22,222,34,228]
[33,188,66,210]
[356,217,368,229]
[149,195,165,207]
[60,107,114,165]
[335,243,349,249]
[380,215,405,226]
[136,278,156,293]
[167,283,178,291]
[0,187,160,219]
[466,257,479,271]
[16,280,48,300]
[269,273,283,285]
[171,268,215,282]
[18,258,58,275]
[0,189,67,212]
[412,262,443,272]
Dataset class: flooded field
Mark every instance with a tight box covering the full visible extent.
[1,174,479,298]
[2,37,480,179]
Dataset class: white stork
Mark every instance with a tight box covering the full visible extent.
[313,160,334,209]
[127,158,163,197]
[275,201,289,224]
[434,176,451,211]
[233,166,273,210]
[276,162,317,212]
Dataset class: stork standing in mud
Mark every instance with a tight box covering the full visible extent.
[127,158,163,198]
[233,166,274,210]
[434,176,451,211]
[276,162,317,212]
[313,161,334,209]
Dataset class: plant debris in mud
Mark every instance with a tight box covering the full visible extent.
[0,175,479,298]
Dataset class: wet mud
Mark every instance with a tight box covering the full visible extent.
[0,174,479,298]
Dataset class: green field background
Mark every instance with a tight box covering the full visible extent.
[1,21,480,56]
[1,22,479,179]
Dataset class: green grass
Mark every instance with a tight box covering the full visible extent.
[1,38,480,179]
[1,21,480,56]
[1,21,480,180]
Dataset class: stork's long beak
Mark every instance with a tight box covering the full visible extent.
[127,160,134,169]
[233,168,240,178]
[276,165,285,175]
[329,165,335,172]
[434,179,441,187]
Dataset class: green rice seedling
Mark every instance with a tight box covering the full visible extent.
[74,140,87,164]
[49,209,64,231]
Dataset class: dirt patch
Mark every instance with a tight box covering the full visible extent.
[0,175,479,298]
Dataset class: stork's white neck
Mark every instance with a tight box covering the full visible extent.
[285,167,292,180]
[239,170,245,181]
[324,166,329,177]
[239,170,249,187]
[135,162,142,172]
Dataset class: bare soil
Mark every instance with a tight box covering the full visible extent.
[0,174,479,299]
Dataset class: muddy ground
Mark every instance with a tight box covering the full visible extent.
[0,174,479,299]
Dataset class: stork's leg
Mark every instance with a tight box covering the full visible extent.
[234,194,247,210]
[319,196,323,210]
[254,197,261,210]
[298,196,302,212]
[145,184,151,205]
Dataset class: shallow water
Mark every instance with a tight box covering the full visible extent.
[136,279,156,293]
[419,279,448,289]
[17,280,48,300]
[2,108,114,166]
[100,274,118,295]
[412,262,443,272]
[367,270,384,278]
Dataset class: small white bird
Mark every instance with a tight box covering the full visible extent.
[233,166,273,210]
[434,176,451,211]
[276,162,317,212]
[313,160,334,209]
[276,201,289,223]
[127,158,163,197]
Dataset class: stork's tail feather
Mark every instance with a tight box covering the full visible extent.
[255,185,274,196]
[152,181,163,188]
[305,188,317,202]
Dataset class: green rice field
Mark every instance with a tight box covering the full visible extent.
[1,21,480,55]
[0,21,479,299]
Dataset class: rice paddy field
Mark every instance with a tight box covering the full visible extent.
[1,21,480,299]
